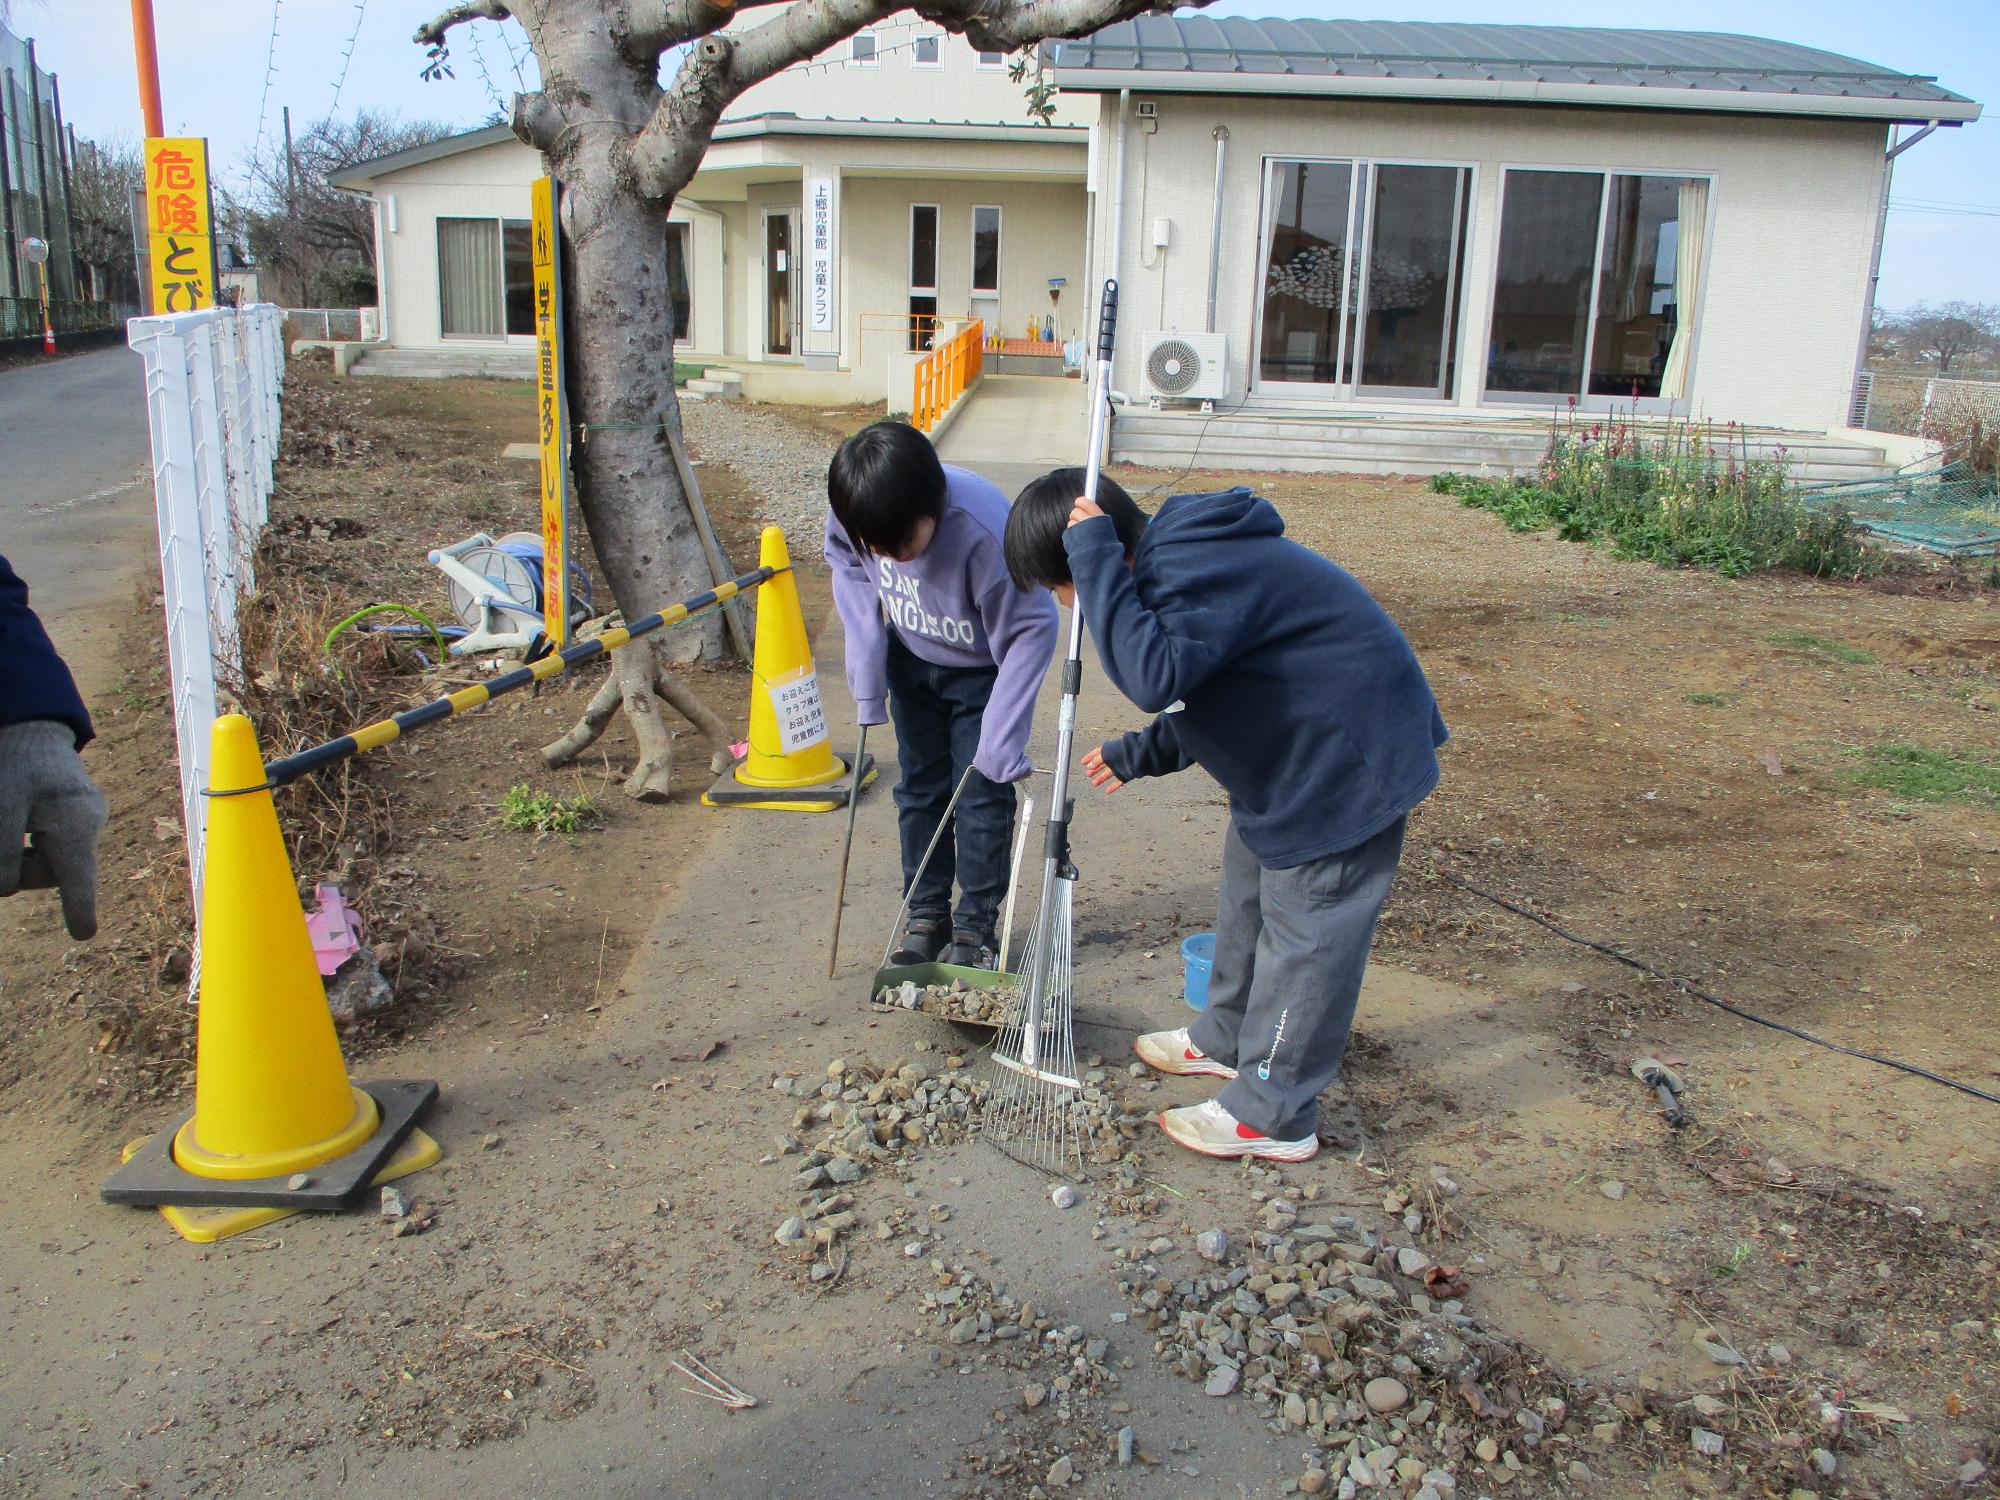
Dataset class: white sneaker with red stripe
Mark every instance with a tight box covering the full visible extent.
[1158,1099,1320,1162]
[1133,1027,1238,1080]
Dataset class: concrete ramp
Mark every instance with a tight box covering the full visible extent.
[935,373,1090,497]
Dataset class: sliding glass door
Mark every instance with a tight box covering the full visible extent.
[1256,157,1470,400]
[1485,168,1710,408]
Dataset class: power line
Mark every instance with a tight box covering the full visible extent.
[1893,194,2000,212]
[1888,201,2000,219]
[495,20,531,90]
[249,0,284,171]
[466,21,509,114]
[329,0,369,116]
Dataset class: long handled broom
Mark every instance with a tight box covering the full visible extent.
[982,278,1119,1178]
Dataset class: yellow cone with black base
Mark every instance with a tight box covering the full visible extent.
[704,526,876,812]
[101,714,439,1244]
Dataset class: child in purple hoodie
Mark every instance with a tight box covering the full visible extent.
[825,423,1058,968]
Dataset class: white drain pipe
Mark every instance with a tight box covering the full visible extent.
[1107,90,1131,297]
[1206,126,1228,334]
[1100,89,1131,452]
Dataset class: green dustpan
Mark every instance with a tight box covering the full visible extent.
[868,960,1023,1031]
[865,775,1038,1032]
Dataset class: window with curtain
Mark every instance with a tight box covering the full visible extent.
[1487,169,1710,404]
[438,218,503,339]
[502,219,534,336]
[972,206,1001,297]
[1484,171,1600,396]
[666,221,692,342]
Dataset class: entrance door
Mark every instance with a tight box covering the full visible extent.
[764,211,798,356]
[908,204,939,351]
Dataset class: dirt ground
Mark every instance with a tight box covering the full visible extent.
[0,375,1994,1499]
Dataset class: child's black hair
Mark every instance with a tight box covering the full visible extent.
[1004,468,1147,590]
[827,421,947,556]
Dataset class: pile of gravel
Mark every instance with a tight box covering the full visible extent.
[1124,1165,1615,1497]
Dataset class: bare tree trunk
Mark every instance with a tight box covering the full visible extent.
[539,27,724,663]
[498,6,731,804]
[541,640,735,794]
[614,642,677,801]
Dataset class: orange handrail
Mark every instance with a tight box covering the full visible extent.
[913,319,984,433]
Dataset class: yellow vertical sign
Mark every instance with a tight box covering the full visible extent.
[531,175,571,649]
[143,137,217,313]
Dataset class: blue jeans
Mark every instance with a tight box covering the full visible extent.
[885,635,1016,938]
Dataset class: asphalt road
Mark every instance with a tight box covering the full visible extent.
[1,346,154,620]
[0,347,155,697]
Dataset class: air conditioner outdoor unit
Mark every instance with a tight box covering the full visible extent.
[1140,332,1227,402]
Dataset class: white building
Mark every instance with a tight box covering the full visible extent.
[331,14,1978,472]
[1058,17,1977,470]
[331,24,1090,399]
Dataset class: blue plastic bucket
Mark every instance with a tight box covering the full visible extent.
[1181,933,1216,1012]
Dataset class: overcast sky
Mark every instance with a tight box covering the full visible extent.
[17,0,1997,308]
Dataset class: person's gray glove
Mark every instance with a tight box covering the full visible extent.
[0,720,107,940]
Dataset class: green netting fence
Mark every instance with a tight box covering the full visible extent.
[1801,459,2000,557]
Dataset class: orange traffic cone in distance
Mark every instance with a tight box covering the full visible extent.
[41,327,55,355]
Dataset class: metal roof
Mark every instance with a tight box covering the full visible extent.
[1051,17,1980,122]
[327,125,521,188]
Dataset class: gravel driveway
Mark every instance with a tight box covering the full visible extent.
[680,399,836,544]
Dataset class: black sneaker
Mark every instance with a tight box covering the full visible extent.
[941,929,998,969]
[890,915,950,967]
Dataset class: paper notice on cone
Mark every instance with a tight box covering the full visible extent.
[768,668,828,754]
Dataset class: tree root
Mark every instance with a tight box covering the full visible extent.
[540,640,733,802]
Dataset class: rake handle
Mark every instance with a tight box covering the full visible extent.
[1019,277,1119,1069]
[825,724,869,979]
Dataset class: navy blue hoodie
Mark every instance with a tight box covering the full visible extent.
[1065,489,1445,868]
[0,553,92,749]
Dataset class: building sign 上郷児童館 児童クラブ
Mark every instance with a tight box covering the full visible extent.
[808,177,834,334]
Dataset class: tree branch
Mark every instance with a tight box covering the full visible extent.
[414,1,512,47]
[624,0,762,57]
[922,0,1181,52]
[513,90,566,153]
[629,0,899,195]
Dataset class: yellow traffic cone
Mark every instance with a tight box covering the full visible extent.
[102,714,440,1243]
[704,526,875,812]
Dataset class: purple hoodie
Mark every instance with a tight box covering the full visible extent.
[825,465,1057,783]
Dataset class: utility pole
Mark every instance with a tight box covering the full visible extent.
[283,106,297,211]
[0,77,18,298]
[131,0,165,311]
[131,0,165,137]
[51,74,77,302]
[25,39,50,243]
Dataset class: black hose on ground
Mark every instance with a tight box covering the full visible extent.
[1432,866,2000,1109]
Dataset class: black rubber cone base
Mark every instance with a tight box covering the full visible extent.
[102,1079,439,1210]
[702,750,875,811]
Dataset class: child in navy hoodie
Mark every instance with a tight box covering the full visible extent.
[826,424,1058,968]
[1004,471,1446,1161]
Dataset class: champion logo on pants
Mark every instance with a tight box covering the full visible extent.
[1255,1007,1290,1082]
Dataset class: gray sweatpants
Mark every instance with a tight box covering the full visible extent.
[1187,815,1407,1141]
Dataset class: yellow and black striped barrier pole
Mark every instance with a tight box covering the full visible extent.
[258,565,781,789]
